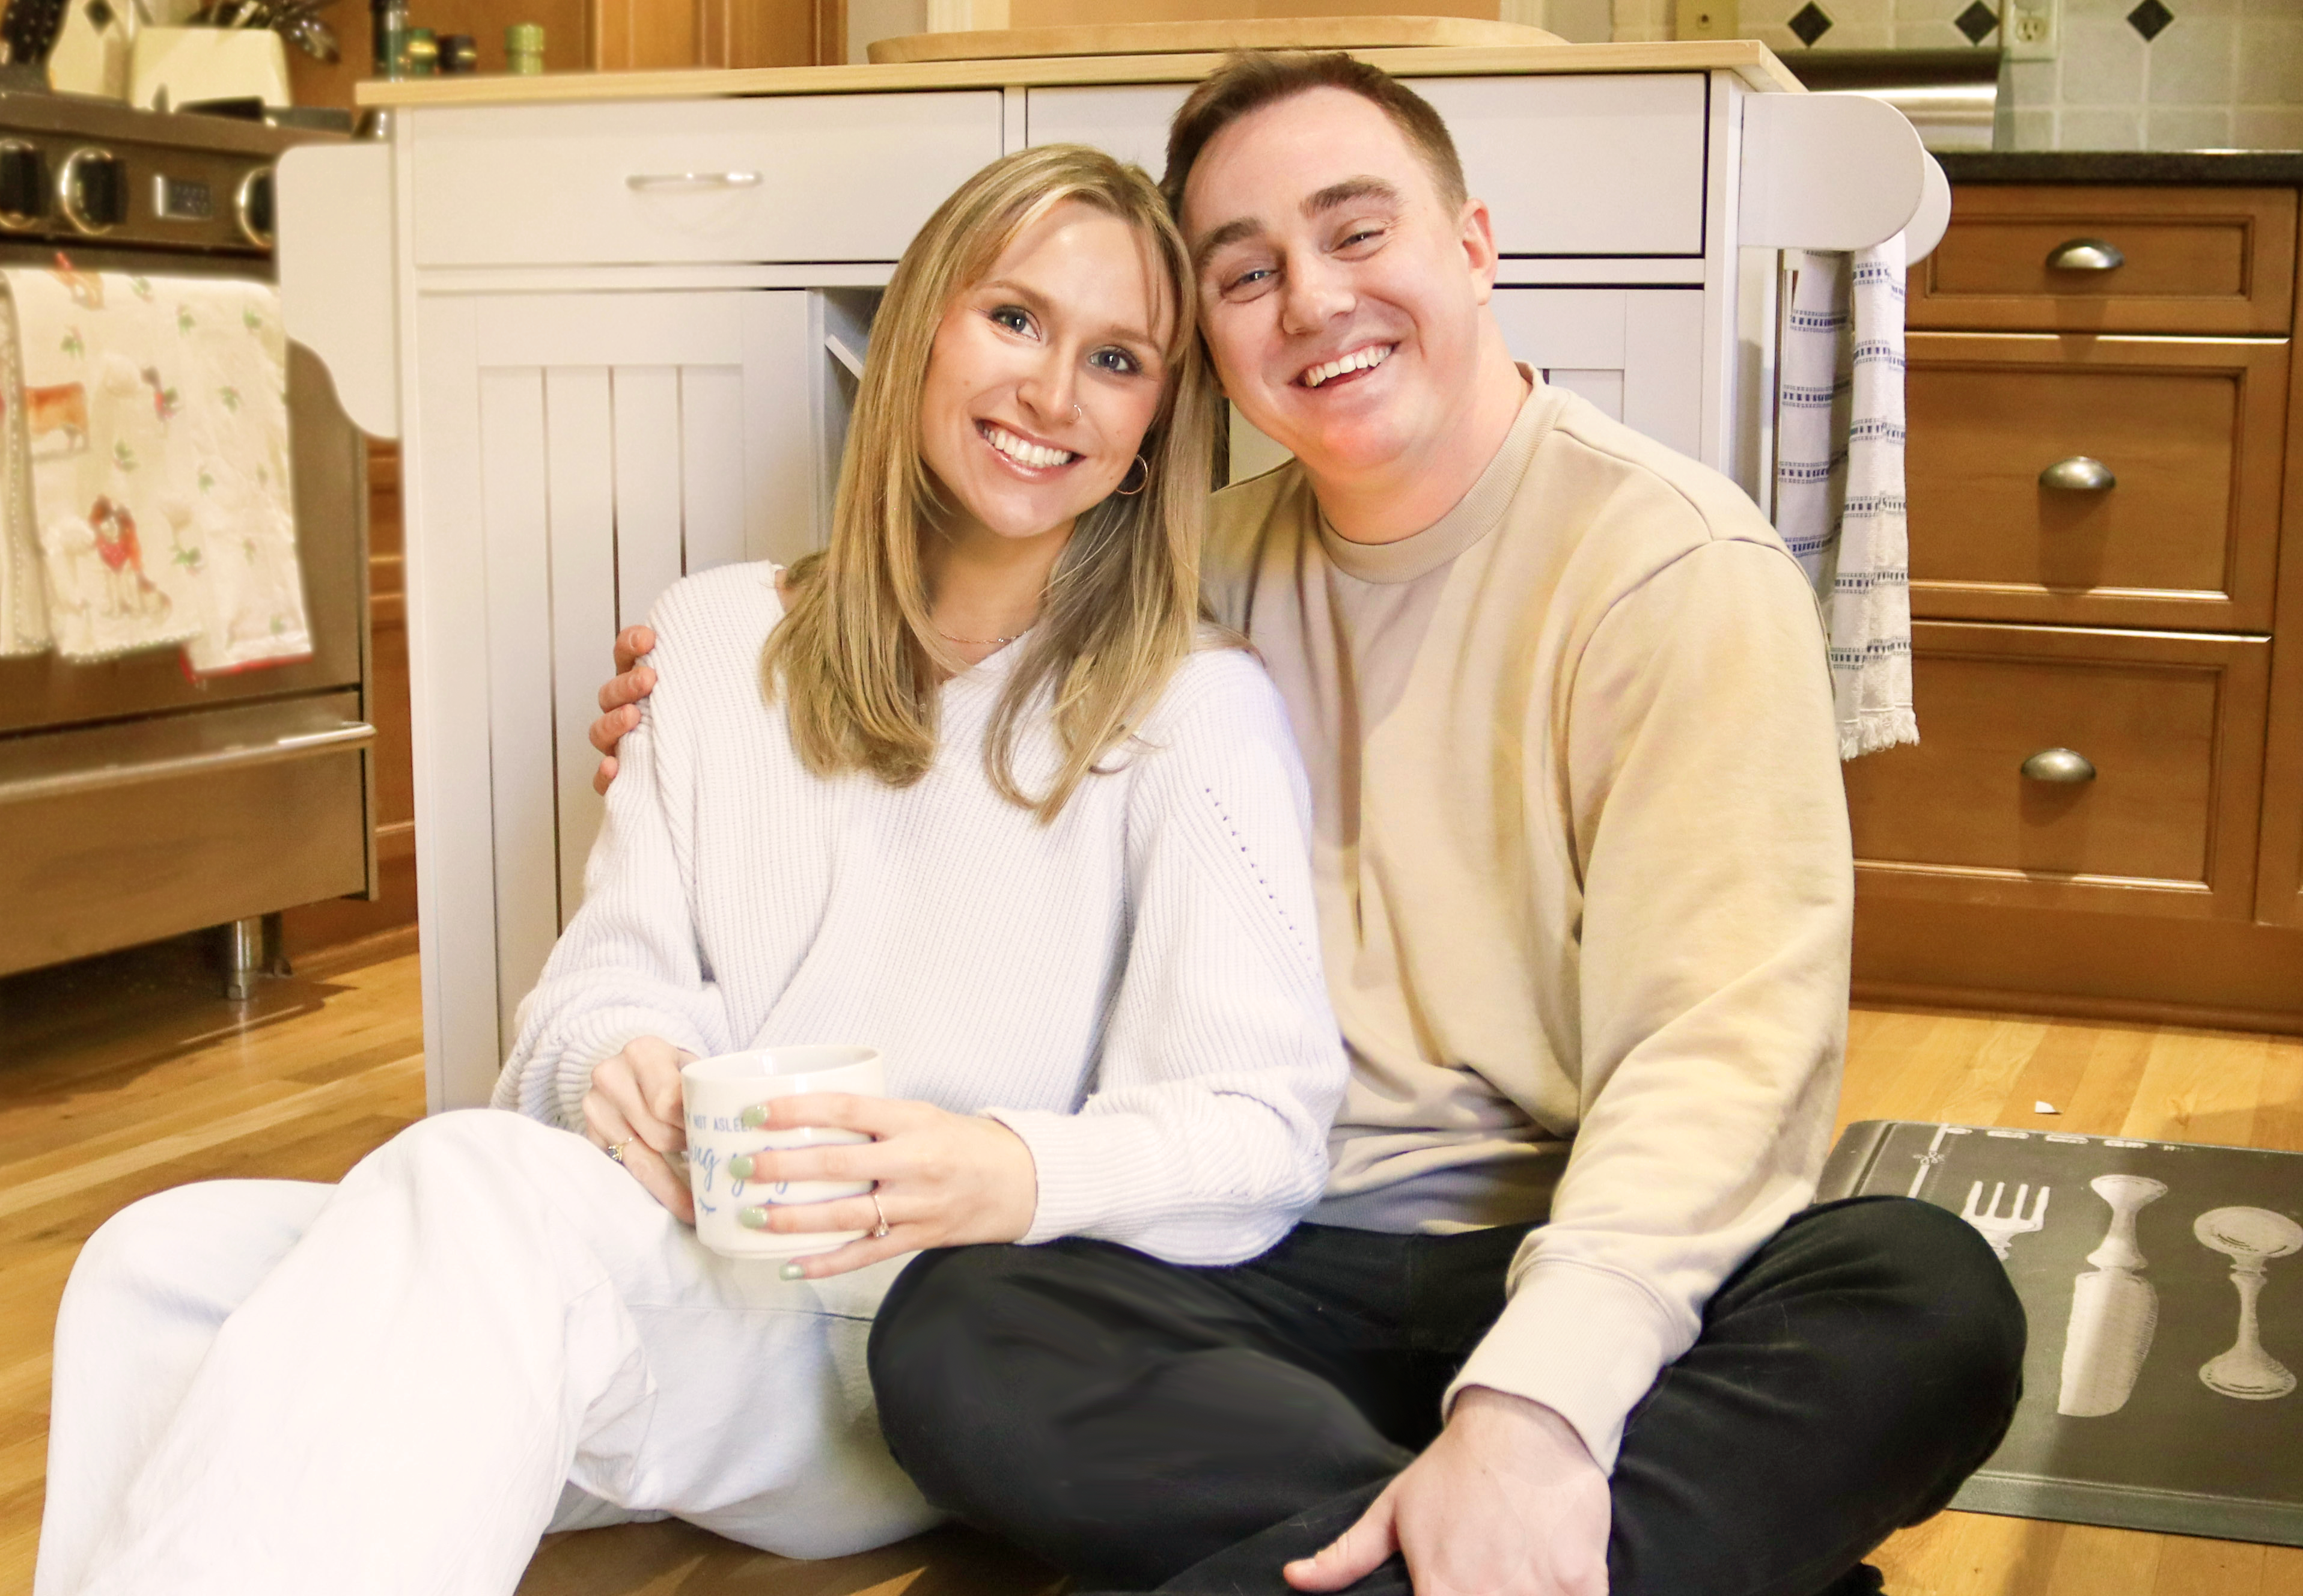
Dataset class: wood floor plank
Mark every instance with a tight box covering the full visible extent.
[2153,1534,2266,1595]
[2122,1029,2274,1147]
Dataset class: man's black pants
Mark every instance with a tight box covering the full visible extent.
[867,1196,2027,1595]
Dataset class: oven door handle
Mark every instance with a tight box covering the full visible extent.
[0,720,376,806]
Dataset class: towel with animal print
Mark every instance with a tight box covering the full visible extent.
[3,261,308,669]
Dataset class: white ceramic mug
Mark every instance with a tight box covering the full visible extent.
[680,1045,883,1261]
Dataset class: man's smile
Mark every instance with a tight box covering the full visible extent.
[1298,343,1396,389]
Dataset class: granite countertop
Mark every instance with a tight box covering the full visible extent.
[1938,150,2303,185]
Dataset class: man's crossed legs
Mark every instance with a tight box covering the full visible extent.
[868,1195,2025,1595]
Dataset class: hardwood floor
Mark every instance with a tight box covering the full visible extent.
[4,933,2301,1595]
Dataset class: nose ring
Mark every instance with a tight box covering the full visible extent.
[1073,403,1082,419]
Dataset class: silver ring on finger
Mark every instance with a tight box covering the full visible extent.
[606,1138,633,1166]
[870,1190,891,1240]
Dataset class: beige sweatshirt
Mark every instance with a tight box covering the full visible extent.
[1203,374,1853,1469]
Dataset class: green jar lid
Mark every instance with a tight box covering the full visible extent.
[505,22,543,49]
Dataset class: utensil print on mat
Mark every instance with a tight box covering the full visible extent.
[2195,1207,2303,1401]
[2058,1175,2167,1418]
[1962,1180,2051,1260]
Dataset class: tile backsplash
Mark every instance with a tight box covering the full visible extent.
[2001,0,2303,151]
[1663,0,2303,150]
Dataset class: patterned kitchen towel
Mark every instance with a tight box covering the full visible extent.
[5,260,308,671]
[1775,233,1916,760]
[0,289,50,656]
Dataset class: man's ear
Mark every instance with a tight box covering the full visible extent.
[1457,195,1501,306]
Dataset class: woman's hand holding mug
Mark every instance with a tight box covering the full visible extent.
[582,1035,697,1222]
[735,1094,1039,1279]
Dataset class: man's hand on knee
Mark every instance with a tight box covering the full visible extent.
[1286,1389,1609,1596]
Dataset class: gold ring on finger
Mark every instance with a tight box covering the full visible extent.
[870,1192,891,1240]
[606,1138,633,1166]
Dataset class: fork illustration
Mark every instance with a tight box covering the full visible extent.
[1961,1181,2051,1260]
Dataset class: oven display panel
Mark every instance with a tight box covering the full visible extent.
[155,175,213,221]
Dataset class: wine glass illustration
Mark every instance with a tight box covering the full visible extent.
[2057,1174,2167,1418]
[2194,1206,2303,1401]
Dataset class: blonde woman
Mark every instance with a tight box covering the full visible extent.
[36,145,1344,1596]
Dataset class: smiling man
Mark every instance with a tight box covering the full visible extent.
[593,51,2027,1596]
[853,55,2026,1596]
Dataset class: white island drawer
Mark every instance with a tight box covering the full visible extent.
[1026,73,1707,258]
[410,93,1004,267]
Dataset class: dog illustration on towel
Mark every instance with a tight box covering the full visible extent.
[25,381,88,460]
[42,495,169,623]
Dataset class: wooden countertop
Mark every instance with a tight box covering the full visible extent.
[356,39,1804,108]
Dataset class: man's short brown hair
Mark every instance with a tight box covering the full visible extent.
[1161,52,1469,220]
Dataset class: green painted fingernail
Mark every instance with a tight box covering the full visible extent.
[739,1207,770,1229]
[779,1263,805,1281]
[741,1105,770,1128]
[729,1154,755,1180]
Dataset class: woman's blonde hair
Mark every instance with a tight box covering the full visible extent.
[762,144,1213,821]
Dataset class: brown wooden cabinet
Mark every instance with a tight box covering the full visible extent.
[1909,186,2296,336]
[1852,180,2303,1028]
[1905,334,2287,632]
[2253,315,2303,930]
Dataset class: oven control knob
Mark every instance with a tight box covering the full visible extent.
[236,166,275,248]
[0,141,49,228]
[58,147,126,235]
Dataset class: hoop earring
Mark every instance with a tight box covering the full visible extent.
[1115,454,1150,496]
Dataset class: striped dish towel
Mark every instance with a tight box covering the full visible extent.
[1775,233,1916,760]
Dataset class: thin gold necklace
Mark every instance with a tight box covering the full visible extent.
[939,630,1018,647]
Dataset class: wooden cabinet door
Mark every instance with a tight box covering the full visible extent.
[2253,350,2303,928]
[1909,186,2298,336]
[1845,621,2271,923]
[1227,288,1706,483]
[1905,333,2289,633]
[407,290,818,1107]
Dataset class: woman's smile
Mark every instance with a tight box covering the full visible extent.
[976,419,1081,474]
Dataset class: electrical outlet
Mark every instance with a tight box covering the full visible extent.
[1674,0,1739,39]
[2005,0,2059,60]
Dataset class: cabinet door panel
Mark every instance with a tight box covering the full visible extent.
[1409,75,1707,258]
[1845,621,2270,921]
[2254,349,2303,927]
[612,367,686,632]
[411,93,1003,267]
[1909,186,2297,335]
[1026,75,1708,258]
[418,290,820,1083]
[475,365,561,1049]
[545,368,617,931]
[1905,334,2285,632]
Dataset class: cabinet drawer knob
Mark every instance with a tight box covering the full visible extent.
[625,171,763,192]
[2021,748,2097,784]
[2039,455,2116,492]
[2046,237,2125,272]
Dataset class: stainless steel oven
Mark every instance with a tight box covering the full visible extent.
[0,91,372,994]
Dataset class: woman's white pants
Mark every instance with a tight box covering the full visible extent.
[35,1109,939,1596]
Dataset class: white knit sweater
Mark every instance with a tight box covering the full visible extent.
[491,563,1345,1264]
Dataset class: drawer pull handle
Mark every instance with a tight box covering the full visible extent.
[2046,237,2125,272]
[626,171,763,192]
[2021,748,2097,785]
[2039,456,2116,492]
